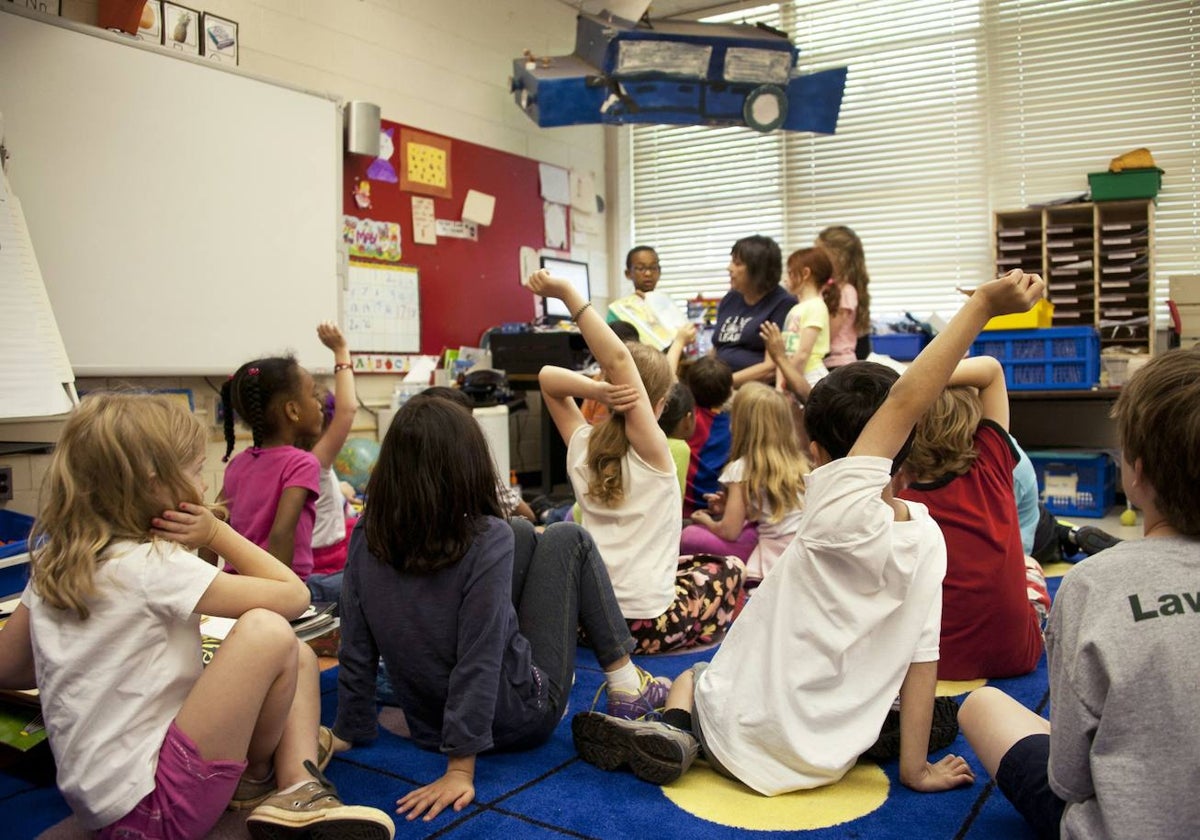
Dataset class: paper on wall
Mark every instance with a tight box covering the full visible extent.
[572,211,600,236]
[538,163,570,205]
[412,196,436,245]
[570,169,596,213]
[436,219,478,240]
[543,202,568,250]
[519,245,540,284]
[462,189,496,226]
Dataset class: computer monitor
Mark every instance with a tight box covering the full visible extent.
[537,256,591,321]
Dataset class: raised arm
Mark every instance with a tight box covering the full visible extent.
[850,270,1043,463]
[310,322,356,469]
[761,321,812,402]
[528,270,671,473]
[946,355,1009,430]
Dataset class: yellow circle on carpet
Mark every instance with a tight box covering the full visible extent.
[937,677,986,696]
[1042,561,1073,578]
[660,761,889,831]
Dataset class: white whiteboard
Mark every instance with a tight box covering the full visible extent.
[344,263,420,352]
[0,8,341,376]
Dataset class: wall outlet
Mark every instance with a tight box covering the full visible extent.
[0,467,12,502]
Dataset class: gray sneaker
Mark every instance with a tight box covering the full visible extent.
[245,760,394,840]
[572,711,699,785]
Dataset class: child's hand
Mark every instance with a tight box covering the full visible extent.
[691,509,715,528]
[675,323,698,345]
[317,321,347,353]
[525,268,573,301]
[600,382,639,414]
[396,771,475,822]
[702,490,727,518]
[151,502,221,550]
[900,754,975,793]
[958,270,1045,319]
[759,321,786,360]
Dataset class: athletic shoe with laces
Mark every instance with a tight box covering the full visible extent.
[605,666,671,720]
[572,711,699,785]
[245,759,394,840]
[229,725,336,811]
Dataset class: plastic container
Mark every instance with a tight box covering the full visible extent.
[969,326,1100,391]
[1087,168,1163,201]
[984,298,1054,331]
[871,332,928,361]
[1027,451,1115,518]
[0,511,34,597]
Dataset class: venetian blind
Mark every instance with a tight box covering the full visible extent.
[631,0,1198,325]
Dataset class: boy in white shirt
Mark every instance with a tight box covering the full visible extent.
[572,270,1045,795]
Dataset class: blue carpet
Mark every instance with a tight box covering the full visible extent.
[2,578,1063,839]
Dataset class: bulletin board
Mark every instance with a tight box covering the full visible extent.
[344,263,420,352]
[344,120,559,356]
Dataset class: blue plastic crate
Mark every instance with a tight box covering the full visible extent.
[871,332,929,361]
[1028,451,1115,518]
[969,326,1099,391]
[0,511,34,597]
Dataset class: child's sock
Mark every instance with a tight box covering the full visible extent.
[605,660,642,695]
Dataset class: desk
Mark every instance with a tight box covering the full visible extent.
[1009,388,1121,450]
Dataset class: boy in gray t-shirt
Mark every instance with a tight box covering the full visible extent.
[959,346,1200,840]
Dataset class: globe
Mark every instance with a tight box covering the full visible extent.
[334,438,381,495]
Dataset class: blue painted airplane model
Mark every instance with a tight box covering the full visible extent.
[511,11,847,134]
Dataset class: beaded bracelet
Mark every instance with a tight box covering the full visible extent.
[334,363,353,372]
[572,301,593,322]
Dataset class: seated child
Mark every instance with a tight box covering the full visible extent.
[682,382,807,578]
[959,345,1200,839]
[658,381,696,500]
[570,268,1045,795]
[898,356,1048,680]
[683,355,734,517]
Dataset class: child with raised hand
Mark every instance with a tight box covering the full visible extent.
[899,355,1048,680]
[218,326,332,583]
[572,269,1044,796]
[959,346,1200,839]
[0,393,393,839]
[331,393,670,823]
[761,320,812,403]
[529,269,745,654]
[777,247,839,389]
[307,322,357,598]
[682,382,808,580]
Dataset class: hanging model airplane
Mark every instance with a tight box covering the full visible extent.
[510,9,847,134]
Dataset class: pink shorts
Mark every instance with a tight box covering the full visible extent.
[97,721,246,840]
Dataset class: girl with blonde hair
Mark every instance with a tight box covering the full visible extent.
[0,392,392,839]
[530,269,745,655]
[684,383,809,581]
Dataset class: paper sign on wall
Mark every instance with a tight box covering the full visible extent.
[436,219,478,240]
[538,163,570,205]
[543,202,568,250]
[570,169,596,213]
[412,196,436,245]
[462,189,496,226]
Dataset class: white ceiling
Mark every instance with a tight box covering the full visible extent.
[559,1,760,21]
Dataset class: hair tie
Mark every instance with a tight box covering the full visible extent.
[824,278,836,287]
[226,373,234,380]
[248,367,260,376]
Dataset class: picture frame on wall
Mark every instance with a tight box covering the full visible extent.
[161,2,200,55]
[5,0,63,15]
[135,0,163,44]
[200,12,238,65]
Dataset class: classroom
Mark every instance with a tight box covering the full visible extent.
[0,1,1197,838]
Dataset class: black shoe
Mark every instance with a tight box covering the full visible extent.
[1069,525,1121,556]
[862,696,959,762]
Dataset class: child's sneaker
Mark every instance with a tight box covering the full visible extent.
[228,727,336,811]
[246,760,394,840]
[606,666,671,720]
[572,711,699,785]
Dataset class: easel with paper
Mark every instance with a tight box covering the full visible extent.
[0,121,77,420]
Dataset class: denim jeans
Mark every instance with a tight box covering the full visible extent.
[508,518,635,719]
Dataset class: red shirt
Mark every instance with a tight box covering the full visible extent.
[899,420,1043,680]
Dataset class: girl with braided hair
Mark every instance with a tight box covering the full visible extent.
[217,324,338,584]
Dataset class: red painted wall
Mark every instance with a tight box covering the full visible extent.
[343,121,552,356]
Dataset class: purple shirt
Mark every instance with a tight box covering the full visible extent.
[223,446,321,580]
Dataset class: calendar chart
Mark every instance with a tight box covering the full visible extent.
[345,263,420,353]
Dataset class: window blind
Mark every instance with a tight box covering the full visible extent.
[630,0,1198,327]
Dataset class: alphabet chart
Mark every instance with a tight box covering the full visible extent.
[344,262,420,353]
